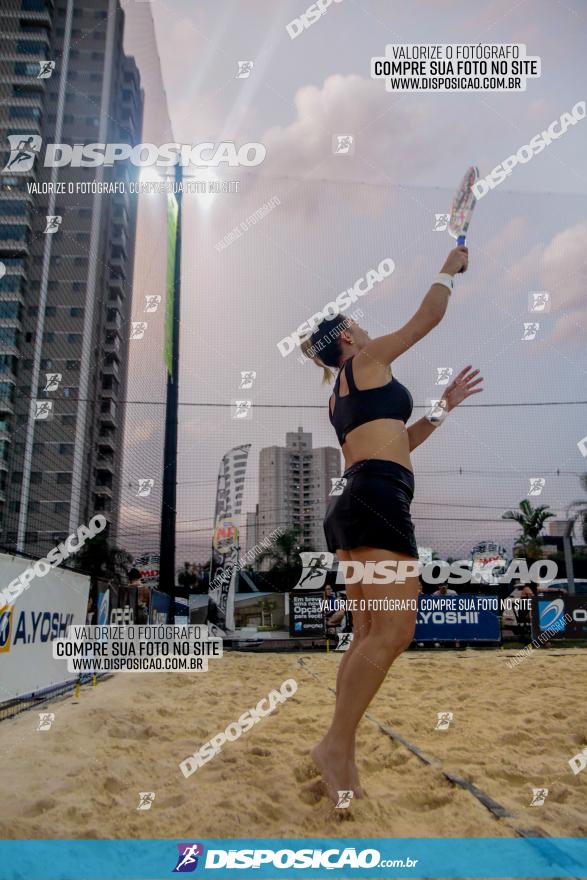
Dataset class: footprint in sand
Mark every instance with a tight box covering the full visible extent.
[22,797,57,817]
[293,759,320,783]
[249,747,271,757]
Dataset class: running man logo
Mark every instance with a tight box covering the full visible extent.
[530,787,548,806]
[522,322,539,341]
[528,291,551,313]
[144,295,161,313]
[136,791,155,811]
[43,373,62,392]
[236,61,253,79]
[37,712,55,731]
[293,552,334,590]
[433,213,450,232]
[239,370,256,389]
[37,60,55,79]
[0,606,13,653]
[538,598,566,633]
[435,711,453,731]
[232,399,252,419]
[33,400,53,420]
[335,632,353,652]
[329,477,347,496]
[336,790,354,808]
[333,134,354,155]
[173,843,204,873]
[44,215,62,234]
[569,748,587,776]
[435,367,453,385]
[3,134,42,172]
[528,477,545,496]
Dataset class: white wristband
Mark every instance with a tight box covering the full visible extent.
[426,400,448,426]
[433,273,454,293]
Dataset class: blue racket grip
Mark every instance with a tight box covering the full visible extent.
[457,234,466,272]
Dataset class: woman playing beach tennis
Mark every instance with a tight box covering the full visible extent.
[301,245,483,801]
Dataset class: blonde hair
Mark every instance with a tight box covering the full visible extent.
[300,335,336,384]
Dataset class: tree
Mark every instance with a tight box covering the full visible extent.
[254,526,302,572]
[502,499,555,558]
[70,533,132,589]
[566,472,587,544]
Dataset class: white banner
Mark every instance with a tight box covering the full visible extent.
[0,552,89,703]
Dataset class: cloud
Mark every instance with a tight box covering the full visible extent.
[540,221,587,343]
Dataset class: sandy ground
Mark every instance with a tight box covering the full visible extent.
[0,649,585,841]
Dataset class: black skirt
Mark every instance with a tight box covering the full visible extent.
[324,459,418,558]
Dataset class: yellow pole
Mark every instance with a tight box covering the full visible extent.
[326,639,330,654]
[75,680,80,699]
[92,674,97,688]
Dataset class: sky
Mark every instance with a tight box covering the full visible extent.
[120,0,587,563]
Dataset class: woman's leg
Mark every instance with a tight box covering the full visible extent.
[312,547,419,800]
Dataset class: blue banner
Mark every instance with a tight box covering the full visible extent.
[0,838,584,879]
[149,589,171,624]
[415,594,500,641]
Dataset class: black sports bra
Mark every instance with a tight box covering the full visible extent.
[329,357,413,446]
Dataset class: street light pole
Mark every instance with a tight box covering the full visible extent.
[158,162,183,618]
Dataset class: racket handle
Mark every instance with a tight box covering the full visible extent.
[457,234,466,272]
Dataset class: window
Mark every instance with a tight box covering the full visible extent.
[21,0,51,11]
[66,360,79,370]
[0,302,22,320]
[0,355,18,374]
[0,225,30,242]
[45,306,56,317]
[76,233,89,242]
[32,442,44,454]
[67,334,81,344]
[30,472,42,484]
[54,502,69,513]
[56,472,71,485]
[0,200,28,216]
[0,328,19,346]
[0,276,24,293]
[0,382,17,403]
[44,332,55,343]
[40,358,52,369]
[9,107,41,119]
[59,444,73,455]
[16,40,48,57]
[70,307,83,318]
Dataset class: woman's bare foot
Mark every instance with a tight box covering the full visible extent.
[311,739,363,804]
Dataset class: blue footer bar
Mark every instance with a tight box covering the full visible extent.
[1,837,585,879]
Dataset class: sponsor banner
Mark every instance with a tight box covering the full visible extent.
[207,445,251,636]
[415,594,500,642]
[149,590,171,625]
[97,589,110,626]
[532,595,587,640]
[133,552,160,587]
[0,836,584,878]
[289,591,325,637]
[0,552,89,702]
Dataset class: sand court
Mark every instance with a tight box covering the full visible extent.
[0,649,584,840]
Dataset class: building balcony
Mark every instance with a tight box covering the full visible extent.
[94,483,113,499]
[97,433,116,452]
[102,358,120,379]
[99,399,117,426]
[104,332,121,355]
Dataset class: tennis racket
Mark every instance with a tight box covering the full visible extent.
[448,165,479,271]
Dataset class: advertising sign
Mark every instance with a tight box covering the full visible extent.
[149,590,171,624]
[132,553,160,587]
[0,552,89,702]
[415,594,501,642]
[289,591,325,637]
[532,594,587,640]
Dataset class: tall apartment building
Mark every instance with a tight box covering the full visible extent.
[247,427,340,561]
[0,0,143,557]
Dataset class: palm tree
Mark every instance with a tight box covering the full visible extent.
[254,526,302,571]
[502,499,555,557]
[566,472,587,544]
[70,533,132,588]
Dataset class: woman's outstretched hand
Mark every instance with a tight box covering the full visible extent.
[441,365,484,412]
